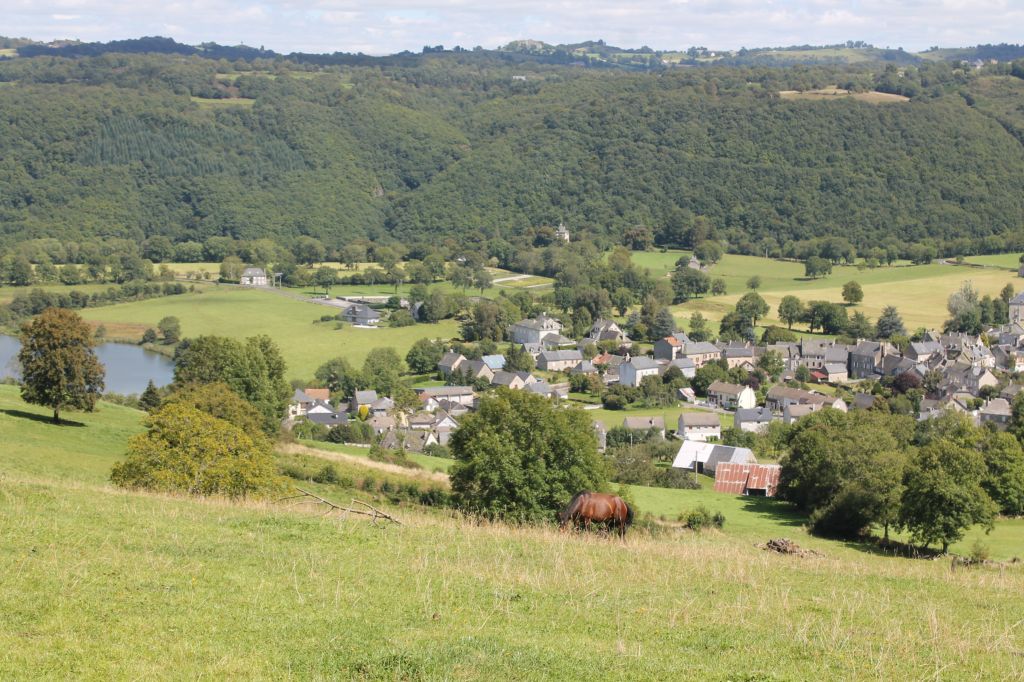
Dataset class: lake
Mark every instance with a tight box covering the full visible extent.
[0,334,175,395]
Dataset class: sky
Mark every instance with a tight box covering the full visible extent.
[6,0,1024,56]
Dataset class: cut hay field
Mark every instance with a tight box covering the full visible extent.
[77,287,460,380]
[779,88,910,103]
[2,384,1024,678]
[634,251,1022,331]
[189,96,255,108]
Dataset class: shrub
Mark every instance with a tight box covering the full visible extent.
[684,505,725,531]
[313,464,341,484]
[110,403,281,499]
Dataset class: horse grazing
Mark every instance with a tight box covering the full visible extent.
[559,492,634,538]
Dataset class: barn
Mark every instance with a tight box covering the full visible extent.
[713,463,781,497]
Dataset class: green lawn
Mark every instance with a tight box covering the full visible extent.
[78,287,461,380]
[584,404,731,431]
[3,384,1024,678]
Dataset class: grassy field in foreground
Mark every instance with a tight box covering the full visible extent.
[632,251,1021,331]
[2,386,1024,678]
[77,288,460,380]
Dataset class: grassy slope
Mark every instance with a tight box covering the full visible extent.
[77,288,460,380]
[2,385,1024,677]
[3,385,1024,676]
[634,250,1021,331]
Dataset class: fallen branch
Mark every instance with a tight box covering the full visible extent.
[279,487,402,525]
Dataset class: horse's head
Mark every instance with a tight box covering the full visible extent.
[557,507,570,528]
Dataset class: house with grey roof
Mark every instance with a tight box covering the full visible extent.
[342,303,381,327]
[239,267,268,286]
[622,416,666,439]
[509,314,563,345]
[706,381,756,410]
[783,402,821,425]
[734,407,774,433]
[437,352,467,377]
[618,356,661,387]
[680,341,721,368]
[352,390,379,412]
[1011,292,1024,324]
[678,412,722,442]
[672,441,755,474]
[980,398,1012,430]
[536,349,583,372]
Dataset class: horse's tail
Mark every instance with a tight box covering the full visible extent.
[624,501,634,527]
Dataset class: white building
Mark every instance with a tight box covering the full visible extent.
[672,441,756,475]
[677,412,722,442]
[240,267,268,286]
[618,356,661,387]
[509,314,563,345]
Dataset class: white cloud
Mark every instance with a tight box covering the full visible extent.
[4,0,1024,55]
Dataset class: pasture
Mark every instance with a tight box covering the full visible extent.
[584,404,731,432]
[1,384,1024,678]
[634,250,1022,331]
[77,287,461,380]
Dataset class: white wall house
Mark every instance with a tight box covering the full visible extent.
[618,356,661,387]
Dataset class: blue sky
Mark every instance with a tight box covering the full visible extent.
[7,1,1023,55]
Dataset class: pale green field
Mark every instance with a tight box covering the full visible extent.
[0,283,116,306]
[78,287,460,380]
[963,254,1020,269]
[633,251,1021,331]
[779,88,910,103]
[190,96,255,108]
[3,384,1024,678]
[163,261,220,277]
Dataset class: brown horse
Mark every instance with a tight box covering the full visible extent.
[559,492,634,538]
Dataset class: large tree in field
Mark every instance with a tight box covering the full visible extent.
[900,440,996,553]
[449,389,607,522]
[777,295,804,330]
[18,307,105,423]
[173,335,290,434]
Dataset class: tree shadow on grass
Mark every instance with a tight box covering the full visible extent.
[0,409,86,427]
[739,496,807,529]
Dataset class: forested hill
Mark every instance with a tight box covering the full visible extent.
[1,49,1024,257]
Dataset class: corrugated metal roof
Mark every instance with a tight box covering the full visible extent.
[713,463,781,497]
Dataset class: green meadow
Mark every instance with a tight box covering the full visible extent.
[78,287,460,380]
[636,250,1022,332]
[2,384,1024,678]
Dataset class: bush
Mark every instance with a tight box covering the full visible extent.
[110,403,281,499]
[654,467,700,489]
[423,443,451,459]
[313,464,341,484]
[683,505,725,531]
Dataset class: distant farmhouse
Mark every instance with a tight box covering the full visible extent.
[240,267,268,286]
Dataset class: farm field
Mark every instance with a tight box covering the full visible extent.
[0,283,116,306]
[963,253,1020,269]
[779,88,910,103]
[77,287,461,380]
[635,251,1022,331]
[2,385,1024,678]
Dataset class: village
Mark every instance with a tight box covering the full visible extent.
[286,291,1024,499]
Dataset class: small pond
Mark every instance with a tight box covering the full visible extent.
[0,334,175,395]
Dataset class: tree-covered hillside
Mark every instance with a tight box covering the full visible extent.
[0,49,1023,255]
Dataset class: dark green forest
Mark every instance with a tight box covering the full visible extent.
[1,43,1024,258]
